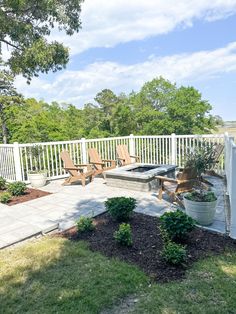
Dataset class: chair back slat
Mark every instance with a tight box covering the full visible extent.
[116,145,132,165]
[60,150,78,177]
[88,148,103,170]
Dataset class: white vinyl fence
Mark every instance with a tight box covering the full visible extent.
[0,134,225,182]
[225,133,236,239]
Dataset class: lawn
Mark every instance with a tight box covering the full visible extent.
[1,236,236,314]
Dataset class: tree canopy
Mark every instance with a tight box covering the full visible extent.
[0,0,83,80]
[1,77,222,143]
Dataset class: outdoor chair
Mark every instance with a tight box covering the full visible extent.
[88,148,116,178]
[60,150,94,186]
[116,144,140,166]
[156,167,198,207]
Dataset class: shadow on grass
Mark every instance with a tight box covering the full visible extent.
[0,237,148,314]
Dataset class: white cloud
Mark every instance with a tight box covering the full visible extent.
[49,0,236,55]
[15,42,236,105]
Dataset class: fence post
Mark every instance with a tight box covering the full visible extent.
[129,134,135,162]
[230,146,236,239]
[81,138,87,164]
[171,133,176,165]
[13,142,22,181]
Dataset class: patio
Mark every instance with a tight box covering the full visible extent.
[0,175,227,249]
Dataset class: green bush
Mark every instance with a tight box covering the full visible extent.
[105,197,137,221]
[77,216,95,233]
[114,223,133,246]
[7,181,27,196]
[185,190,217,202]
[0,177,6,190]
[160,209,195,241]
[161,242,187,265]
[0,192,11,204]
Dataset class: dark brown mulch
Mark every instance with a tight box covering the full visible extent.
[62,212,236,283]
[7,188,51,206]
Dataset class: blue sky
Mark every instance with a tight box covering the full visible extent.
[14,0,236,121]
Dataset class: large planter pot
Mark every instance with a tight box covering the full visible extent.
[183,196,217,226]
[28,172,47,188]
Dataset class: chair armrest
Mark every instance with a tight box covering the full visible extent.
[117,157,126,161]
[75,163,92,167]
[90,161,105,165]
[155,176,177,184]
[102,159,116,162]
[64,166,81,171]
[130,155,139,159]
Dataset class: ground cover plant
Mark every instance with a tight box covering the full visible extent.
[105,197,137,221]
[0,237,147,314]
[64,212,236,282]
[1,229,236,314]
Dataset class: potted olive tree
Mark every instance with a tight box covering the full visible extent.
[28,145,47,188]
[183,144,218,226]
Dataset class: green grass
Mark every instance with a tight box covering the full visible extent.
[0,237,148,314]
[1,237,236,314]
[132,251,236,314]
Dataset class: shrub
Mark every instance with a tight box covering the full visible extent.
[160,209,195,241]
[77,216,95,233]
[185,190,217,202]
[114,223,132,246]
[0,192,11,204]
[161,241,187,265]
[0,177,6,190]
[7,181,27,196]
[105,197,137,221]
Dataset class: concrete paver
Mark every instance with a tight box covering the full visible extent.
[0,176,227,249]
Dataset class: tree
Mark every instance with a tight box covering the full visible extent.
[0,0,83,81]
[0,70,22,143]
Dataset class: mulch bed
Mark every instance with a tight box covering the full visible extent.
[62,212,236,283]
[6,188,51,206]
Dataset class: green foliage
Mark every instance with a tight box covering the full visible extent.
[0,192,11,204]
[105,197,137,222]
[185,190,217,202]
[161,241,187,265]
[160,209,195,241]
[7,181,27,196]
[0,177,6,190]
[0,1,83,80]
[2,77,222,144]
[77,216,95,233]
[114,223,133,246]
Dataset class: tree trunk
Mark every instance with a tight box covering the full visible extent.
[0,103,8,144]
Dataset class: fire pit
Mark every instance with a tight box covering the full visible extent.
[104,163,177,192]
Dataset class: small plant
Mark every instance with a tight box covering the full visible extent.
[105,197,137,221]
[28,145,45,173]
[185,190,217,202]
[0,192,11,204]
[77,216,95,233]
[7,181,27,196]
[0,177,6,190]
[161,241,187,265]
[160,209,195,241]
[114,223,132,246]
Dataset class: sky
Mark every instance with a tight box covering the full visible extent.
[13,0,236,121]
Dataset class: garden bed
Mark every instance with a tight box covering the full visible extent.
[0,188,51,206]
[62,212,236,282]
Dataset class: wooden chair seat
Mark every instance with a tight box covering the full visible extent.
[60,150,95,186]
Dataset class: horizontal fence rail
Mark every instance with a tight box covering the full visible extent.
[0,134,225,182]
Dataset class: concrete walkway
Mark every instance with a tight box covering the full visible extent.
[0,176,227,249]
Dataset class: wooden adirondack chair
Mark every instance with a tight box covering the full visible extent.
[60,150,94,186]
[205,143,224,177]
[88,148,116,178]
[156,167,198,206]
[116,145,140,166]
